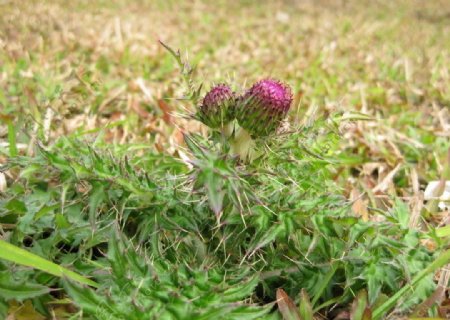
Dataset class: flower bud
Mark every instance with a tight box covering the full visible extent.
[237,79,292,137]
[198,84,235,129]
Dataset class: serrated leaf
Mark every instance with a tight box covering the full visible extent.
[228,305,272,320]
[311,263,338,306]
[107,230,127,282]
[63,280,122,319]
[0,272,49,301]
[205,171,225,215]
[391,198,409,229]
[223,275,259,302]
[88,182,105,228]
[248,224,285,256]
[195,306,234,320]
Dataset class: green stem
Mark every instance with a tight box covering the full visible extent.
[230,128,255,161]
[7,120,18,157]
[222,122,234,139]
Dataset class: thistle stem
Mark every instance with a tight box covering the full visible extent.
[230,127,255,161]
[222,122,234,138]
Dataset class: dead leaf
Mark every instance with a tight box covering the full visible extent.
[350,189,369,222]
[128,95,151,119]
[372,163,402,193]
[7,300,46,320]
[276,288,302,320]
[0,172,6,192]
[157,99,173,124]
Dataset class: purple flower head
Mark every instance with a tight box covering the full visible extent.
[237,79,292,137]
[202,84,232,109]
[199,84,235,129]
[247,79,292,113]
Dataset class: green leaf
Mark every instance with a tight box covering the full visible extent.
[7,119,18,157]
[435,225,450,237]
[205,170,225,215]
[0,272,50,301]
[391,199,409,229]
[228,305,272,320]
[223,275,260,302]
[107,230,127,282]
[311,263,338,306]
[55,213,71,229]
[5,198,27,215]
[63,280,122,319]
[351,290,368,320]
[248,224,285,256]
[372,249,450,320]
[0,240,98,288]
[364,263,384,304]
[299,289,314,320]
[89,182,106,227]
[0,298,7,319]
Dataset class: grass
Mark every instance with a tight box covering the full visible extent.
[0,0,449,319]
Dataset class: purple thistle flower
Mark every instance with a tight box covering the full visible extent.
[199,84,235,129]
[237,79,292,137]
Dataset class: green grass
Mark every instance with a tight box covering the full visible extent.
[0,0,449,319]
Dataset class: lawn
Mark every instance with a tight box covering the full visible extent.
[0,0,449,319]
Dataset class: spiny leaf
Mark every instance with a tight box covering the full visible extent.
[311,263,338,306]
[0,272,50,301]
[63,280,123,320]
[222,275,260,302]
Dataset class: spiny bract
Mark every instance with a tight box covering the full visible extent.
[198,84,236,129]
[237,79,292,137]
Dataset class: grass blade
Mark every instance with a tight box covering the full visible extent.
[311,263,338,306]
[299,289,314,320]
[7,120,18,157]
[0,240,98,288]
